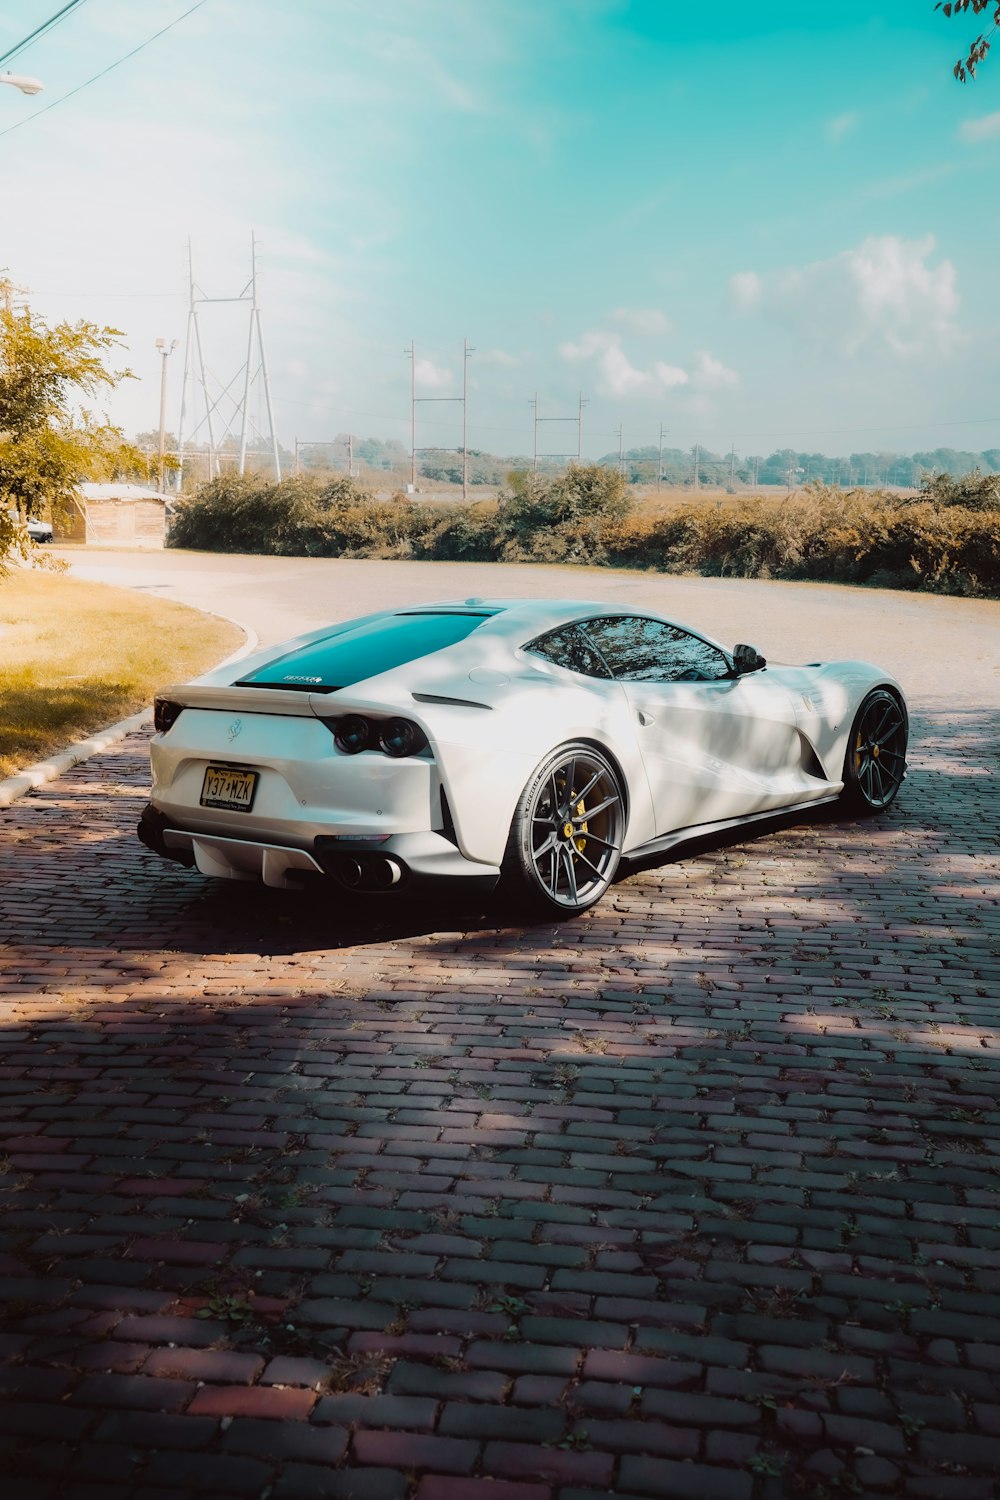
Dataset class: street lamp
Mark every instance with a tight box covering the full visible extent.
[0,73,44,96]
[155,338,178,494]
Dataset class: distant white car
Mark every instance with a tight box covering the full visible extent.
[26,516,52,543]
[138,598,908,916]
[6,510,52,543]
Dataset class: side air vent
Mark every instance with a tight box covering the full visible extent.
[412,693,492,710]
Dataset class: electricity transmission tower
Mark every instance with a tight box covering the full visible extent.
[177,234,281,490]
[405,340,474,499]
[530,392,587,474]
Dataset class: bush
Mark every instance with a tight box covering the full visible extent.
[169,473,327,554]
[168,469,999,597]
[918,470,1000,511]
[412,502,500,561]
[169,473,418,558]
[496,464,633,564]
[313,478,417,558]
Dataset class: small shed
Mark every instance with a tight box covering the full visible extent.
[55,483,167,548]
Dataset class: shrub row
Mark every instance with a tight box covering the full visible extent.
[168,467,1000,598]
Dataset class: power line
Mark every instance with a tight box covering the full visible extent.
[0,0,90,69]
[0,0,211,141]
[27,289,184,299]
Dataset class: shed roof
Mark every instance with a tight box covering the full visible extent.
[78,483,166,504]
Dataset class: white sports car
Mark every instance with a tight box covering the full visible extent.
[138,598,908,916]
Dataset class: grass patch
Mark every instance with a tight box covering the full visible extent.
[0,569,243,778]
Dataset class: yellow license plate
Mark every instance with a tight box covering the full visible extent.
[200,765,259,811]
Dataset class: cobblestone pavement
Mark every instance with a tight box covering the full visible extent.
[1,690,998,1497]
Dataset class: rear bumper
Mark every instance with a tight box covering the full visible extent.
[137,804,500,894]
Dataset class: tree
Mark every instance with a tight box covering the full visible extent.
[938,1,1000,80]
[0,295,147,565]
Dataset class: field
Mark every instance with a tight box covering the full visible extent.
[0,569,244,778]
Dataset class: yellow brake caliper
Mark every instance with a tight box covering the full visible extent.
[573,797,588,854]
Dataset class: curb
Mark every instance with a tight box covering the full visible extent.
[0,612,258,812]
[0,708,156,809]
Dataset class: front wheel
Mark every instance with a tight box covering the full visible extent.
[502,742,625,917]
[841,689,908,813]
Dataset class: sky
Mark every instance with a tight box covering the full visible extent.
[1,0,999,463]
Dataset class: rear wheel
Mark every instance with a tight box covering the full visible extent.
[841,689,907,813]
[502,742,625,917]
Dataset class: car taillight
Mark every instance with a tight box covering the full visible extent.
[324,714,427,758]
[154,698,184,733]
[379,717,426,758]
[333,714,371,755]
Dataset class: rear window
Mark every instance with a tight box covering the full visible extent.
[237,612,494,692]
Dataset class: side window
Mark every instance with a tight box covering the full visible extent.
[582,616,730,683]
[526,625,612,679]
[666,629,732,682]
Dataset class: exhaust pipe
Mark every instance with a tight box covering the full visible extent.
[313,840,407,891]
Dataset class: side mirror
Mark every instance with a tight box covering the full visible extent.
[733,643,766,675]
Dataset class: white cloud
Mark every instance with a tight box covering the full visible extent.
[414,358,453,390]
[560,331,613,361]
[559,329,689,397]
[729,271,762,310]
[827,111,859,142]
[611,307,673,335]
[958,110,1000,143]
[857,164,955,201]
[732,235,959,358]
[692,351,739,390]
[476,348,521,367]
[651,361,690,389]
[371,35,483,113]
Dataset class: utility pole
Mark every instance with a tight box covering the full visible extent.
[693,443,700,492]
[657,423,665,492]
[0,277,29,314]
[462,338,474,501]
[405,342,416,489]
[616,425,624,477]
[348,432,354,479]
[531,392,586,475]
[407,340,468,493]
[294,439,329,478]
[729,441,736,490]
[155,337,178,493]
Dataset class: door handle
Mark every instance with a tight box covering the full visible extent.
[638,710,655,727]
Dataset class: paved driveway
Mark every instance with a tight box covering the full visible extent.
[1,555,998,1499]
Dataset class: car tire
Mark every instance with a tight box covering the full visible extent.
[841,689,908,813]
[501,741,625,917]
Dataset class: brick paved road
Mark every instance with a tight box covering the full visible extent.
[1,570,999,1499]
